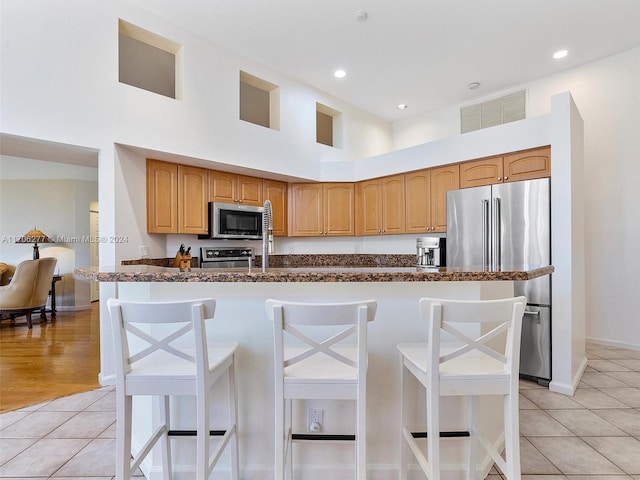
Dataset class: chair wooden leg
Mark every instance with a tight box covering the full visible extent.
[196,389,210,480]
[426,386,440,480]
[466,396,479,480]
[40,307,47,323]
[275,388,285,480]
[503,393,521,480]
[228,361,239,480]
[116,394,133,480]
[26,311,32,329]
[399,361,409,480]
[158,396,172,480]
[357,384,366,480]
[286,399,293,480]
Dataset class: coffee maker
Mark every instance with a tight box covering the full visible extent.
[416,237,446,267]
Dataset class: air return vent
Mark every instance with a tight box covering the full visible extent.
[460,90,526,133]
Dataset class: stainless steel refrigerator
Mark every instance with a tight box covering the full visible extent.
[446,178,551,384]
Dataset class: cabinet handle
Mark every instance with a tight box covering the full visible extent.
[504,176,508,180]
[498,177,502,181]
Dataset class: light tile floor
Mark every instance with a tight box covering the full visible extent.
[1,343,639,479]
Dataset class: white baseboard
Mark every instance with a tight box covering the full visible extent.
[55,304,93,312]
[586,336,640,351]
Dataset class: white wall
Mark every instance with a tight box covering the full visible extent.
[1,2,636,359]
[393,47,640,350]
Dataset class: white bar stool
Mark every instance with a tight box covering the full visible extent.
[398,296,526,480]
[107,298,239,480]
[265,299,377,480]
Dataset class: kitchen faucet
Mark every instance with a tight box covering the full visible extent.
[262,199,273,272]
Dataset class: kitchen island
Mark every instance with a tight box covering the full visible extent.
[77,261,552,480]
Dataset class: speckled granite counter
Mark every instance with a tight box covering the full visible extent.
[75,263,553,283]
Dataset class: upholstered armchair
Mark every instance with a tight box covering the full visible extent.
[0,258,57,328]
[0,263,11,286]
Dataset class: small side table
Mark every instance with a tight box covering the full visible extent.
[49,275,62,318]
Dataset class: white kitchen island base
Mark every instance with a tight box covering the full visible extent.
[104,280,515,480]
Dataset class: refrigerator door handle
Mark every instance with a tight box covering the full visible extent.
[482,199,490,267]
[493,197,501,268]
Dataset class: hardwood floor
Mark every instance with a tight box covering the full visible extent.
[0,302,101,413]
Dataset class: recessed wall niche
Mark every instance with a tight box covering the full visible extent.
[118,19,182,99]
[316,103,342,148]
[239,71,280,130]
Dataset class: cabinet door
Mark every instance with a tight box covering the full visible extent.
[503,146,550,183]
[381,174,405,234]
[178,165,209,235]
[264,179,288,236]
[459,155,504,188]
[430,164,459,233]
[209,170,236,203]
[238,175,263,206]
[290,183,323,236]
[147,159,177,234]
[324,183,355,236]
[405,169,431,233]
[355,179,382,236]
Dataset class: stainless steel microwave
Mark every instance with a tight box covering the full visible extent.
[208,202,263,240]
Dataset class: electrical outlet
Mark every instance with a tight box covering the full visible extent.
[307,408,323,432]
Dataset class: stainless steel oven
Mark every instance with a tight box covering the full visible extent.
[199,247,254,269]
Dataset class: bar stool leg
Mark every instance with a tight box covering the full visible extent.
[466,396,479,480]
[228,361,239,480]
[399,361,409,480]
[158,396,172,480]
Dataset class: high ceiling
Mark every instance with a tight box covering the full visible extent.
[129,0,640,122]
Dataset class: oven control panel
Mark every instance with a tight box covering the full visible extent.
[200,247,254,267]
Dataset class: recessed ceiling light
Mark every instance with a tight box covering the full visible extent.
[467,82,480,90]
[397,104,408,110]
[354,10,368,22]
[553,49,568,59]
[334,70,346,79]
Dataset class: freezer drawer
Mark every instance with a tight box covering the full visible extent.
[519,305,551,384]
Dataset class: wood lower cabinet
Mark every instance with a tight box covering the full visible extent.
[147,159,178,234]
[263,179,288,236]
[356,174,405,235]
[209,171,263,206]
[460,146,550,188]
[290,183,354,236]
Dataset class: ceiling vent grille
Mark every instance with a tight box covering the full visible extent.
[460,90,526,133]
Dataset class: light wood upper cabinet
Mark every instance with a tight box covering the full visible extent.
[209,170,263,206]
[324,183,355,236]
[381,174,406,234]
[460,146,550,188]
[430,164,459,232]
[177,165,209,235]
[459,155,504,188]
[290,183,354,236]
[355,179,382,236]
[405,169,431,233]
[147,159,178,234]
[356,174,405,235]
[503,146,550,183]
[263,179,288,236]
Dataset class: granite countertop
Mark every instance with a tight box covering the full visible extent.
[75,254,553,283]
